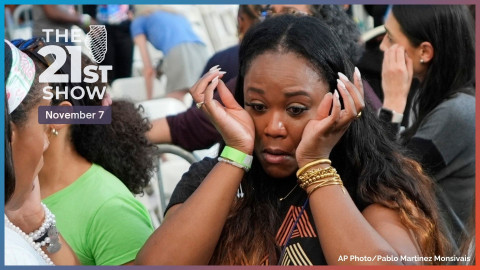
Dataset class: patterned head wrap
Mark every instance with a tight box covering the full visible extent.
[5,40,36,113]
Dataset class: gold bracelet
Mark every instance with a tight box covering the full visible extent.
[300,174,341,189]
[296,159,331,178]
[299,173,339,189]
[298,166,336,180]
[299,170,337,183]
[307,179,346,197]
[298,166,337,186]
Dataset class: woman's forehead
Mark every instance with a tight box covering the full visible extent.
[244,52,329,97]
[246,52,325,82]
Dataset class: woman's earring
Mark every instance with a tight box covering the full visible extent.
[420,59,425,64]
[51,128,59,136]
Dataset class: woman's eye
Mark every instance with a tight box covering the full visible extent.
[246,102,267,112]
[287,106,308,116]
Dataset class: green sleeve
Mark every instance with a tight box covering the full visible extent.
[87,195,154,265]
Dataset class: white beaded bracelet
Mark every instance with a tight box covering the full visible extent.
[28,203,56,241]
[24,203,62,254]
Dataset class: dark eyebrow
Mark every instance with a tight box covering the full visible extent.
[246,87,265,94]
[247,88,312,98]
[284,90,311,98]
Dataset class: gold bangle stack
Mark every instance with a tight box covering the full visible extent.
[298,166,337,189]
[296,159,332,178]
[307,178,345,197]
[296,159,346,197]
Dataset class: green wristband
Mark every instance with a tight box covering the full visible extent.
[220,146,253,171]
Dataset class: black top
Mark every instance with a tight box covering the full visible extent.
[167,157,336,265]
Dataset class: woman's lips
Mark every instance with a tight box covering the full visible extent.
[262,149,293,164]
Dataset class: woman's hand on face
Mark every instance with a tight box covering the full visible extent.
[6,177,45,233]
[190,67,255,154]
[381,44,413,113]
[296,69,364,168]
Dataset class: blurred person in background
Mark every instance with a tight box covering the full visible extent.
[131,6,210,100]
[83,5,134,83]
[378,5,475,250]
[146,5,262,151]
[147,5,382,152]
[32,5,92,45]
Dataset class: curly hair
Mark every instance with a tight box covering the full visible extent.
[70,100,158,194]
[46,48,159,194]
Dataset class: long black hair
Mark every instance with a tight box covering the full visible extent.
[5,95,15,204]
[5,43,15,203]
[392,5,475,141]
[210,14,449,264]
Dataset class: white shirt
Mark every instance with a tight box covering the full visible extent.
[4,225,48,265]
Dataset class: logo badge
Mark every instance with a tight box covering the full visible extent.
[84,25,108,64]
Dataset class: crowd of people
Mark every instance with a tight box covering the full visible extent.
[4,4,475,266]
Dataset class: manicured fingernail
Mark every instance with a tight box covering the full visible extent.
[219,71,227,75]
[212,76,219,84]
[334,89,339,99]
[209,65,220,71]
[209,67,221,74]
[338,72,348,81]
[354,67,361,79]
[337,79,346,90]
